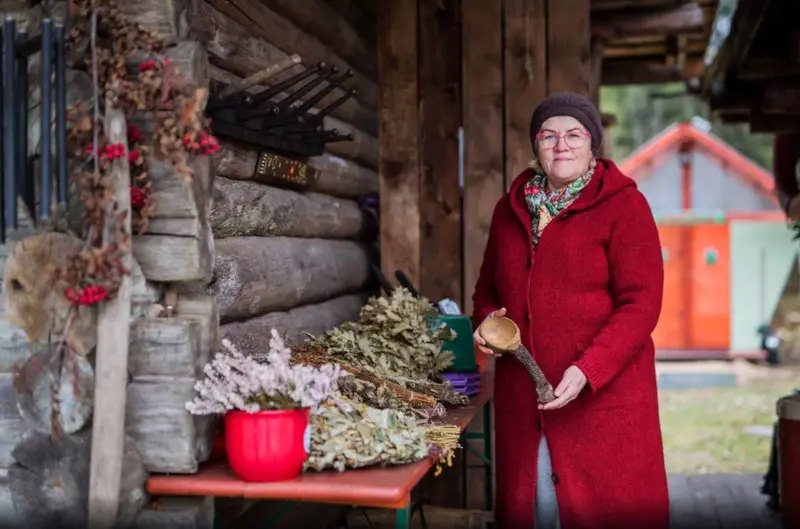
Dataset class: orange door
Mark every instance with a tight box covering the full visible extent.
[652,225,687,349]
[652,222,731,351]
[688,222,730,349]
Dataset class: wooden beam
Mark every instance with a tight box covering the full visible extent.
[504,0,546,187]
[710,80,800,114]
[590,39,604,106]
[749,114,800,134]
[208,0,379,111]
[87,107,133,528]
[739,57,800,80]
[602,57,704,85]
[418,0,462,305]
[591,0,683,11]
[702,0,771,93]
[377,0,420,285]
[462,0,504,317]
[258,0,377,79]
[547,0,591,96]
[592,3,705,40]
[323,0,377,47]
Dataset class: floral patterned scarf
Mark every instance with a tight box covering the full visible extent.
[523,158,596,246]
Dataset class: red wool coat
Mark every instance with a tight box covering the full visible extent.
[472,159,669,529]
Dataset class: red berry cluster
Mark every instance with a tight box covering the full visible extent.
[65,285,110,306]
[127,125,143,143]
[139,58,159,72]
[85,143,127,161]
[130,186,147,208]
[182,132,220,155]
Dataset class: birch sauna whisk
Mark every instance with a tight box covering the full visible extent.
[477,316,556,404]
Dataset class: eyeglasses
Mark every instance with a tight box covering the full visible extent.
[536,130,590,149]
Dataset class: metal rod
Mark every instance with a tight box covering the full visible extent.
[274,67,335,111]
[281,125,328,137]
[233,102,280,121]
[253,113,302,128]
[15,30,32,221]
[39,18,53,219]
[322,132,355,144]
[294,70,353,115]
[308,89,356,123]
[16,34,40,58]
[3,17,17,230]
[247,63,324,107]
[54,24,67,204]
[0,24,5,242]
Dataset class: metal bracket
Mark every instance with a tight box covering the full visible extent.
[207,61,356,158]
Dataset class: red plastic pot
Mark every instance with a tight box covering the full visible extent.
[225,407,311,482]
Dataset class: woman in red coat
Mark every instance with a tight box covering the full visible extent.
[472,92,669,529]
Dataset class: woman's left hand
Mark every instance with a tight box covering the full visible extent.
[539,365,587,410]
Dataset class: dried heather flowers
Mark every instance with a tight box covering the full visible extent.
[186,329,345,415]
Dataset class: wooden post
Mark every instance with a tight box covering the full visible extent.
[418,0,462,305]
[546,0,591,96]
[503,0,546,188]
[461,0,504,511]
[377,0,420,286]
[462,0,504,317]
[87,107,133,529]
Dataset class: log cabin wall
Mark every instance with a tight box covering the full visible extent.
[187,0,379,356]
[0,1,219,526]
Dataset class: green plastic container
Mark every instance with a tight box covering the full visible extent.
[433,314,477,373]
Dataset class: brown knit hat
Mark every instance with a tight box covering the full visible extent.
[529,91,603,153]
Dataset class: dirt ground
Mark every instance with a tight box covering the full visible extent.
[657,360,800,474]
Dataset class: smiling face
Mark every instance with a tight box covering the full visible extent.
[535,116,593,189]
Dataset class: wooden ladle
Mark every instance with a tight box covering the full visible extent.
[478,316,556,404]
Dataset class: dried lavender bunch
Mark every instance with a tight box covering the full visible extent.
[186,329,345,415]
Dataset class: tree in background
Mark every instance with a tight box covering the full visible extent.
[600,83,774,170]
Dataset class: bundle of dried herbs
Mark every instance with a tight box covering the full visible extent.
[298,289,468,407]
[304,396,460,474]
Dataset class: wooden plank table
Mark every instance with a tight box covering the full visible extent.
[146,375,494,529]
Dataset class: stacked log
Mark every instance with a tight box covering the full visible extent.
[181,0,379,356]
[0,7,220,526]
[0,0,380,526]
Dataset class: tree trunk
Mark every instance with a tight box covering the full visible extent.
[210,177,368,239]
[208,237,374,322]
[220,291,372,354]
[189,1,377,135]
[8,430,148,529]
[214,140,378,198]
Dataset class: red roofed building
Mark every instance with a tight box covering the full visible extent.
[620,121,796,359]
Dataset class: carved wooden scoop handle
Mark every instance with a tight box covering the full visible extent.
[509,345,556,404]
[477,316,556,404]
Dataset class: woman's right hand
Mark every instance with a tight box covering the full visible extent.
[473,307,507,357]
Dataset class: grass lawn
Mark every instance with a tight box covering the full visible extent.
[658,362,800,474]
